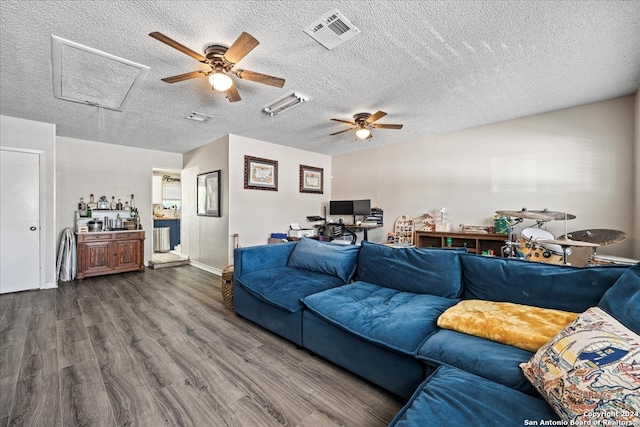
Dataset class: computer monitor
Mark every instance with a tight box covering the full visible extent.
[329,200,353,215]
[353,199,371,216]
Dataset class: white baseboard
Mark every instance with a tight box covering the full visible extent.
[42,281,58,289]
[189,260,222,276]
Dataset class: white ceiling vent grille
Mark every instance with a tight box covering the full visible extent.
[51,35,149,112]
[304,9,360,50]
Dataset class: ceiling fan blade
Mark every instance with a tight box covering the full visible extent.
[330,118,357,125]
[330,127,356,136]
[366,111,387,123]
[235,69,285,88]
[371,123,404,129]
[161,70,206,83]
[224,32,259,64]
[226,83,242,102]
[149,32,208,63]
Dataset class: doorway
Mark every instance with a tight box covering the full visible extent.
[1,148,42,293]
[150,168,188,268]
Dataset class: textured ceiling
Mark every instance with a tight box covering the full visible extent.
[1,1,639,155]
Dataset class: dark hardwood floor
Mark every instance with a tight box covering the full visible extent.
[0,266,402,426]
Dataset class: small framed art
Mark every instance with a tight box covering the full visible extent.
[197,170,221,217]
[299,165,324,194]
[244,155,278,191]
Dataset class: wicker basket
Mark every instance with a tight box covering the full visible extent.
[221,265,234,311]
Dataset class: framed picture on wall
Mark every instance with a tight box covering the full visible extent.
[197,170,221,217]
[244,155,278,191]
[299,165,323,194]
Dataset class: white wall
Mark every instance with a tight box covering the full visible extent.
[182,135,230,272]
[56,137,182,266]
[228,135,331,251]
[0,115,57,287]
[182,133,331,272]
[332,96,636,259]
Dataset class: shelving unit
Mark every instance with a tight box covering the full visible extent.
[414,230,507,255]
[394,215,415,245]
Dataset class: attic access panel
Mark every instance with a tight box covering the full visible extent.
[51,35,149,111]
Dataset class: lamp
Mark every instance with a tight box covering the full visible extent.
[355,127,371,140]
[263,92,310,116]
[209,72,233,92]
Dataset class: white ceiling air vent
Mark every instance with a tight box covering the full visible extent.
[304,9,360,50]
[186,112,214,123]
[51,35,149,112]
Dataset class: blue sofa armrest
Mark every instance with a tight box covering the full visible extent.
[233,243,297,277]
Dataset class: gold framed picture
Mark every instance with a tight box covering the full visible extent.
[299,165,323,194]
[244,155,278,191]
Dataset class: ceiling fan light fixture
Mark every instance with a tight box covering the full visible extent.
[355,128,371,139]
[209,72,233,91]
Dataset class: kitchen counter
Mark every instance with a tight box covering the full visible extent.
[153,217,180,220]
[77,229,142,234]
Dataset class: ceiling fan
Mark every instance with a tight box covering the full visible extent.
[330,111,403,139]
[149,31,285,102]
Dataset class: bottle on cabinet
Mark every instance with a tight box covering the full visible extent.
[110,196,117,210]
[116,199,123,210]
[87,194,97,210]
[130,194,135,210]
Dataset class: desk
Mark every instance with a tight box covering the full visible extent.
[345,225,382,242]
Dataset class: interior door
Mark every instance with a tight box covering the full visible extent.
[1,149,41,293]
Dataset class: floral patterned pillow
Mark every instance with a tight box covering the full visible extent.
[520,307,640,424]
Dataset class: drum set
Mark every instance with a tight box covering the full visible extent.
[494,208,636,266]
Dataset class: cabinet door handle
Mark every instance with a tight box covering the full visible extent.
[30,226,37,231]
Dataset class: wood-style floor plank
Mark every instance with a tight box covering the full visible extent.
[59,360,116,427]
[102,368,168,427]
[155,380,226,426]
[0,265,402,426]
[86,322,137,382]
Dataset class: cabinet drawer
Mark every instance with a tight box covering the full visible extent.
[82,233,114,241]
[115,232,142,240]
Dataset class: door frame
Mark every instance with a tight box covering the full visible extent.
[0,146,45,289]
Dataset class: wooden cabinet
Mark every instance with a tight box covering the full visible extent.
[414,230,506,255]
[76,231,145,279]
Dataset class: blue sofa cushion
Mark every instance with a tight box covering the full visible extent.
[236,266,345,312]
[301,281,458,355]
[460,255,628,312]
[389,365,559,427]
[287,237,360,283]
[355,241,463,298]
[598,263,640,333]
[417,329,537,395]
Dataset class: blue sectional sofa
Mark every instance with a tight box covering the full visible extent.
[233,238,639,426]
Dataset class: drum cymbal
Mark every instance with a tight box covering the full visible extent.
[539,237,600,248]
[529,209,576,220]
[495,210,553,221]
[561,229,627,246]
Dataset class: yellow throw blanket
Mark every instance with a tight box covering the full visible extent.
[437,300,579,352]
